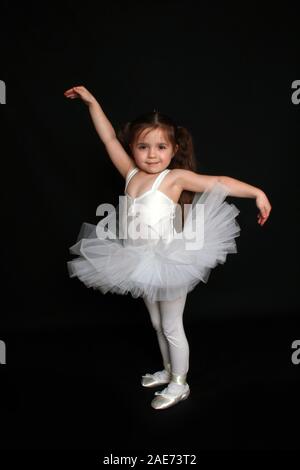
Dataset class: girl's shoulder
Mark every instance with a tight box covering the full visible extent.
[168,168,198,185]
[125,164,139,180]
[169,168,197,175]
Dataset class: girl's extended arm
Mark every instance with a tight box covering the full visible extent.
[64,86,134,178]
[175,169,272,226]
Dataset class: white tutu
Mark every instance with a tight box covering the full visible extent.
[67,179,241,302]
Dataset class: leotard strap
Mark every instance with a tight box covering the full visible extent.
[125,167,139,192]
[125,167,170,194]
[151,169,171,191]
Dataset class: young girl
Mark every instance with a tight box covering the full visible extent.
[65,85,272,411]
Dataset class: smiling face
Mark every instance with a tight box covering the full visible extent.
[130,127,178,174]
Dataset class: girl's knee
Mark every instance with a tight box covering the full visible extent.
[162,316,182,335]
[161,324,177,342]
[151,319,163,334]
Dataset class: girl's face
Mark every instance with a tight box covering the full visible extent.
[130,127,178,174]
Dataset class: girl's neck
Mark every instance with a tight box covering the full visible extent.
[135,167,169,176]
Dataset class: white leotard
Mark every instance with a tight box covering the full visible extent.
[123,167,177,246]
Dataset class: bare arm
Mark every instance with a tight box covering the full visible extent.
[174,169,272,226]
[88,101,135,178]
[64,86,135,178]
[88,100,116,144]
[218,175,261,198]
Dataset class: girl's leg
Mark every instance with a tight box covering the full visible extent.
[159,294,189,379]
[143,296,171,371]
[150,294,190,409]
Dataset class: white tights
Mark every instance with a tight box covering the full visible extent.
[143,294,189,376]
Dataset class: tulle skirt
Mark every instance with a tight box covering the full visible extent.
[67,182,241,302]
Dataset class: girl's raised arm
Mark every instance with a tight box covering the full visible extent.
[64,86,135,178]
[174,169,272,226]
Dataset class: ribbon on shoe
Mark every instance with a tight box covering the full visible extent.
[143,371,170,381]
[141,370,171,387]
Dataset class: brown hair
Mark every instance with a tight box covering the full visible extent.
[117,110,198,223]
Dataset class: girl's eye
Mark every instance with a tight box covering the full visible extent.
[138,146,166,149]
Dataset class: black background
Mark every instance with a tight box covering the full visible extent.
[0,0,299,461]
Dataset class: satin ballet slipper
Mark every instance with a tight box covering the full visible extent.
[141,363,171,388]
[151,373,190,410]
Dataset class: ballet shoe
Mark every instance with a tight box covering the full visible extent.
[151,373,190,410]
[141,371,171,387]
[141,363,171,388]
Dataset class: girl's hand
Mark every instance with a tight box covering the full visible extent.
[255,191,272,226]
[64,85,97,107]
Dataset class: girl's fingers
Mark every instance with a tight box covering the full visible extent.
[259,212,270,225]
[64,87,81,96]
[257,211,268,225]
[65,92,79,98]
